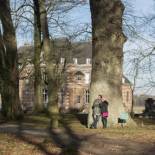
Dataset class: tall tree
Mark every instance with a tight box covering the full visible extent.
[0,0,22,119]
[39,0,59,128]
[88,0,133,127]
[0,28,5,96]
[33,0,44,112]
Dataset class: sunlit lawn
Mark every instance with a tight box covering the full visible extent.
[0,114,155,155]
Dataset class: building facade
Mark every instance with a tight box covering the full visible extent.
[19,57,133,113]
[16,41,133,112]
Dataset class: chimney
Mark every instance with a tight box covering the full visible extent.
[86,58,91,64]
[122,77,125,84]
[73,58,78,64]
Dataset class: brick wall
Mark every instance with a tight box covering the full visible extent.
[19,60,133,112]
[122,84,132,112]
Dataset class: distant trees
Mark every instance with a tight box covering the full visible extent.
[0,0,22,119]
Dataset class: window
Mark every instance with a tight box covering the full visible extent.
[76,96,81,103]
[85,90,90,103]
[86,58,91,64]
[76,75,82,80]
[43,88,48,106]
[75,71,84,81]
[126,91,129,102]
[42,72,47,82]
[60,58,65,64]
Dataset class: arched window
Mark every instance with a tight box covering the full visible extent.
[77,75,82,80]
[75,71,84,81]
[76,95,81,103]
[43,85,48,107]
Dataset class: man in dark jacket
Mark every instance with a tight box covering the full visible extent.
[100,97,109,128]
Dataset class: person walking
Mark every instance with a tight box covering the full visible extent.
[100,96,109,128]
[91,95,102,128]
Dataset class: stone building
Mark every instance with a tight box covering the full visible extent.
[58,58,92,112]
[17,40,133,112]
[0,39,133,112]
[58,59,132,112]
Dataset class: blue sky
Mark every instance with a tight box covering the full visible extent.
[17,0,154,45]
[132,0,154,14]
[122,0,155,95]
[15,0,155,95]
[63,0,155,95]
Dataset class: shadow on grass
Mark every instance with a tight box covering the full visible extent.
[61,109,88,127]
[16,121,55,155]
[0,113,90,155]
[1,113,155,155]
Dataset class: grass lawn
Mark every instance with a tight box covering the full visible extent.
[0,114,155,155]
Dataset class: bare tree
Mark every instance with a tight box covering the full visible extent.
[0,0,22,119]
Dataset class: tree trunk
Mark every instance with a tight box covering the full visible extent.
[39,0,59,128]
[0,0,22,119]
[88,0,134,127]
[33,0,44,112]
[0,28,5,91]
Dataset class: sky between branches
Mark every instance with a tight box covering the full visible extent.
[14,0,155,95]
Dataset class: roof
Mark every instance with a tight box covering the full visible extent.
[18,39,132,85]
[18,39,92,64]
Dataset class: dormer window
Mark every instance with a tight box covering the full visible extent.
[76,75,82,80]
[76,95,81,103]
[75,71,84,81]
[42,72,47,82]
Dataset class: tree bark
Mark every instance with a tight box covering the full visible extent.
[88,0,134,127]
[0,0,22,119]
[0,28,5,88]
[33,0,44,112]
[39,0,59,128]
